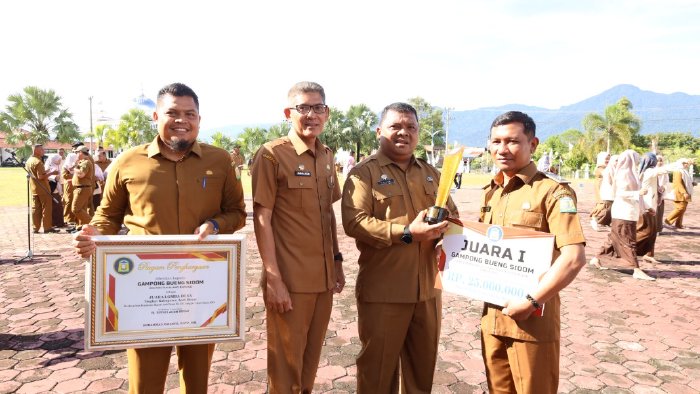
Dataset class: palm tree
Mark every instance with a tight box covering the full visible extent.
[582,97,641,153]
[343,104,378,159]
[320,107,347,153]
[0,86,80,146]
[107,109,155,151]
[408,97,444,163]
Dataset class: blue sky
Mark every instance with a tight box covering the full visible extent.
[2,0,699,135]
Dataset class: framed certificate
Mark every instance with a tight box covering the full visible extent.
[439,219,554,309]
[85,234,246,351]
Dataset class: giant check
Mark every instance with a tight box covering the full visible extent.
[440,220,554,308]
[85,234,246,351]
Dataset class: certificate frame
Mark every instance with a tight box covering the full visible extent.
[85,234,246,351]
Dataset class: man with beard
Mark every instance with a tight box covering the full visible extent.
[342,102,457,393]
[72,82,246,393]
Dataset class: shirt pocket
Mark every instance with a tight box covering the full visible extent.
[510,211,544,230]
[372,184,405,220]
[196,175,225,190]
[287,178,314,210]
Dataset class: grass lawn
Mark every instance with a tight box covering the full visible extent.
[0,168,29,207]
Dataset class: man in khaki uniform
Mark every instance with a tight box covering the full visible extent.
[230,145,244,179]
[71,145,94,225]
[95,147,112,173]
[73,83,246,393]
[665,159,694,229]
[251,81,345,394]
[479,111,586,394]
[342,102,457,393]
[25,144,58,233]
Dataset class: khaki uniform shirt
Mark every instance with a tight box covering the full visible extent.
[341,152,458,303]
[91,137,246,236]
[73,157,94,187]
[251,131,341,293]
[672,171,691,202]
[594,166,604,202]
[480,161,585,342]
[230,152,244,168]
[26,156,49,195]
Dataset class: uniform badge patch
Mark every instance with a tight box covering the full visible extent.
[559,196,577,213]
[377,174,395,185]
[427,176,434,182]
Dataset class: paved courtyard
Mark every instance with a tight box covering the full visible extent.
[1,180,698,393]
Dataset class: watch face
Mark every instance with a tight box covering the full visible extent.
[401,233,413,244]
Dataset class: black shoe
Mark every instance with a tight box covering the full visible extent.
[43,228,59,234]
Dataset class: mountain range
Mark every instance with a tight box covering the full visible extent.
[202,84,700,145]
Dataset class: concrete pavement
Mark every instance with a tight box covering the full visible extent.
[1,181,698,393]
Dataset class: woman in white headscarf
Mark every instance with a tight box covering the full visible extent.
[590,150,655,280]
[589,151,611,231]
[61,152,79,227]
[44,153,65,228]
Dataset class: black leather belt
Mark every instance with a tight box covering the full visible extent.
[75,185,90,188]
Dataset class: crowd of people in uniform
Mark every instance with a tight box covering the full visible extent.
[63,81,692,394]
[588,150,695,280]
[25,143,112,234]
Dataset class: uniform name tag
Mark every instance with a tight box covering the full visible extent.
[377,178,395,185]
[295,171,312,177]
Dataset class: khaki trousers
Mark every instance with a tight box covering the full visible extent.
[666,201,688,228]
[267,291,333,394]
[126,343,214,394]
[481,333,559,394]
[72,187,92,225]
[31,192,53,232]
[63,182,76,224]
[356,297,441,394]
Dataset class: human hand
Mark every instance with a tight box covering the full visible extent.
[408,210,450,242]
[264,274,293,313]
[333,260,345,294]
[194,221,217,241]
[72,224,100,258]
[501,298,536,321]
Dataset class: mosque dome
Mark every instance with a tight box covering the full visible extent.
[132,93,156,112]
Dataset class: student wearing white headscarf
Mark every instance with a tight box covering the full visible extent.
[664,158,695,229]
[590,150,656,280]
[44,154,66,228]
[589,151,611,231]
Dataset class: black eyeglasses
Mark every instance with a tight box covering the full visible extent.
[289,104,328,115]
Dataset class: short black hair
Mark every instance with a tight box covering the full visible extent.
[379,102,418,125]
[490,111,536,140]
[157,83,199,110]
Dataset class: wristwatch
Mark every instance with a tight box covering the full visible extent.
[207,219,220,235]
[400,225,413,244]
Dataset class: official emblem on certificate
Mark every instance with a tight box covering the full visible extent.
[439,220,554,309]
[85,234,246,351]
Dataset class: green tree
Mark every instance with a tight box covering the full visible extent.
[210,131,236,152]
[107,109,154,151]
[320,107,347,153]
[582,97,641,152]
[267,121,290,141]
[407,97,444,163]
[88,124,113,149]
[237,127,268,159]
[343,104,378,159]
[0,86,80,146]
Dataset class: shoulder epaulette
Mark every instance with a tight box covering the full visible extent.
[542,171,570,184]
